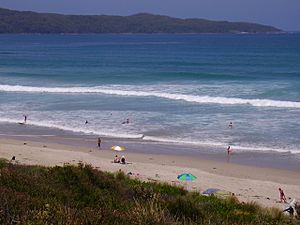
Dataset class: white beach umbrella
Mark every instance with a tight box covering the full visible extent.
[111,145,125,151]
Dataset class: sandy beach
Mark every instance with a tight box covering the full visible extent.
[0,136,299,210]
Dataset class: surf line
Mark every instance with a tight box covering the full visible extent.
[1,84,300,108]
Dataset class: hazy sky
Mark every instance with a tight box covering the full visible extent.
[1,0,299,31]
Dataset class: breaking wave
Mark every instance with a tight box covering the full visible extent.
[1,84,300,108]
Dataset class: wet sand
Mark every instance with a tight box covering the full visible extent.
[1,122,300,172]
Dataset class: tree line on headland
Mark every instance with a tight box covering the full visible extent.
[0,8,281,34]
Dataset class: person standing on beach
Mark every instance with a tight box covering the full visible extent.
[279,188,287,203]
[227,145,232,155]
[24,115,27,124]
[97,137,102,149]
[229,122,233,128]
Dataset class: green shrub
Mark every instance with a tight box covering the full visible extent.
[0,159,299,225]
[296,203,300,220]
[168,195,204,223]
[0,158,8,169]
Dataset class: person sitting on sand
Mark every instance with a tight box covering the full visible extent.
[279,188,287,203]
[114,155,120,163]
[120,155,126,164]
[283,198,297,216]
[230,193,239,202]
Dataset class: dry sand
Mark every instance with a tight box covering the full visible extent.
[0,137,299,209]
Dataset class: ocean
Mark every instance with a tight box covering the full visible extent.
[0,33,300,155]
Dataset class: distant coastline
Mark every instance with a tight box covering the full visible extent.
[0,8,281,34]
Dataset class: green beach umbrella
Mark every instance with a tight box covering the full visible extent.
[177,173,197,181]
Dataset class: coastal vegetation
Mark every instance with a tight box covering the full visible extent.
[0,8,281,34]
[0,159,298,225]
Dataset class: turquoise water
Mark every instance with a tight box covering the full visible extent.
[0,34,300,154]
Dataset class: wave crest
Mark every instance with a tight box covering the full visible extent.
[1,84,300,108]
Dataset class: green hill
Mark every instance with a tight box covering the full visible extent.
[0,159,298,224]
[0,8,281,34]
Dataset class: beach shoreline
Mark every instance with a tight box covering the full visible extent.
[0,134,299,209]
[0,122,300,172]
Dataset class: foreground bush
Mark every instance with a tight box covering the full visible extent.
[0,159,299,225]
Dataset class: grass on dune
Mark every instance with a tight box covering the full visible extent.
[0,158,299,225]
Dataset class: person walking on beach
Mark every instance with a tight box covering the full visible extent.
[97,137,102,149]
[279,188,287,203]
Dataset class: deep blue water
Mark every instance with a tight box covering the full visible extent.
[0,34,300,154]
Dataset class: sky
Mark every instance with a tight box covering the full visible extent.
[1,0,300,31]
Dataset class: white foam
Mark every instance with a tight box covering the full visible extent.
[143,135,226,147]
[142,135,300,154]
[1,84,300,108]
[0,118,299,154]
[0,118,144,139]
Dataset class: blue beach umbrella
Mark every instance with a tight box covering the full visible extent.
[177,173,197,181]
